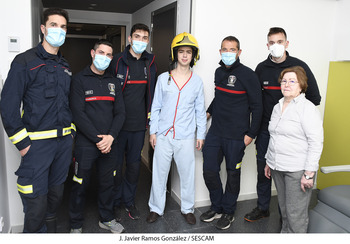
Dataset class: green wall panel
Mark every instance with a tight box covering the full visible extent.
[317,61,350,189]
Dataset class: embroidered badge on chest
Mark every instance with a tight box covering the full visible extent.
[85,90,93,95]
[227,75,237,87]
[144,67,148,79]
[108,83,116,95]
[64,68,72,76]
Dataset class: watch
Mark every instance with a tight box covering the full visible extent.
[304,174,313,180]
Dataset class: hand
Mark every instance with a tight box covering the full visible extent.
[196,139,204,151]
[244,135,253,146]
[206,112,211,120]
[150,134,157,149]
[301,172,314,192]
[96,135,114,154]
[264,164,271,179]
[20,145,31,157]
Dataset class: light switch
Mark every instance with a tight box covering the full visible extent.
[8,36,20,52]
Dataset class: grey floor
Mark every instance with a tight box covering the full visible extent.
[57,162,319,233]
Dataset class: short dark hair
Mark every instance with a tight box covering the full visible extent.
[268,27,287,40]
[221,36,240,50]
[93,39,113,51]
[42,8,69,25]
[130,23,150,37]
[171,46,198,68]
[279,66,308,93]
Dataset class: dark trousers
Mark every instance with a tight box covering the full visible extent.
[114,130,145,207]
[202,131,246,215]
[16,136,73,233]
[255,130,272,211]
[69,144,117,229]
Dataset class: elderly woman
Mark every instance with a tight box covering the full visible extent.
[264,66,323,233]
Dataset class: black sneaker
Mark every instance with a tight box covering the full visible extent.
[126,205,140,220]
[216,214,234,230]
[244,207,270,222]
[200,209,222,222]
[114,205,122,222]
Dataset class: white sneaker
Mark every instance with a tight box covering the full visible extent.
[99,219,124,233]
[70,227,82,233]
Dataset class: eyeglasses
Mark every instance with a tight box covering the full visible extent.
[280,80,298,86]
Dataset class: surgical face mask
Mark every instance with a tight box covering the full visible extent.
[93,54,112,71]
[45,28,66,47]
[221,52,237,66]
[269,43,285,58]
[131,40,148,54]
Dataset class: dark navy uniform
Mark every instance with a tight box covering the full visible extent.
[110,45,156,210]
[69,66,125,229]
[203,58,262,215]
[254,52,321,212]
[0,43,75,233]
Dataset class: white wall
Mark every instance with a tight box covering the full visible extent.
[2,0,349,231]
[331,0,350,61]
[1,0,33,232]
[191,0,337,206]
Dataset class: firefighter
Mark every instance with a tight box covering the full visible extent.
[200,36,263,230]
[0,8,74,233]
[109,23,157,220]
[244,27,321,223]
[69,39,125,233]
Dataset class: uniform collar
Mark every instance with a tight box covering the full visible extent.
[265,51,291,67]
[37,42,62,61]
[82,65,113,78]
[127,45,148,61]
[122,45,151,64]
[219,57,241,70]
